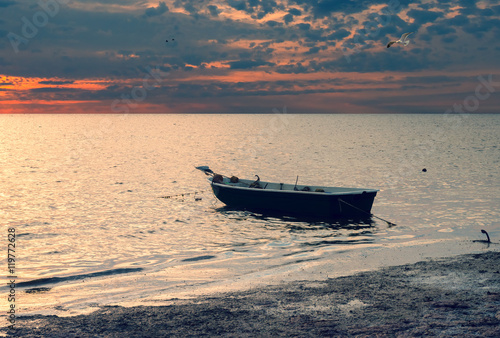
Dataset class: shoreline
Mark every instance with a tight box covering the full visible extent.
[5,251,500,337]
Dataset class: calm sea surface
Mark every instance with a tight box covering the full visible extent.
[1,114,499,318]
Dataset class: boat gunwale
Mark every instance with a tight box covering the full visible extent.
[208,178,379,196]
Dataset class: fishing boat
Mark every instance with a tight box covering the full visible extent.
[196,166,378,219]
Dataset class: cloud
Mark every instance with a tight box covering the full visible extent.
[225,0,281,19]
[1,0,500,113]
[462,17,500,38]
[426,23,456,36]
[144,2,169,18]
[227,0,247,12]
[326,29,350,41]
[207,5,220,17]
[266,20,282,27]
[283,13,294,25]
[407,9,443,25]
[0,0,15,8]
[447,14,469,26]
[226,59,274,69]
[38,80,75,85]
[30,87,74,93]
[301,0,413,18]
[305,46,320,54]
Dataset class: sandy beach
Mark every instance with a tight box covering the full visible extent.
[4,251,499,337]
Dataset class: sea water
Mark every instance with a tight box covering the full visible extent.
[1,114,499,318]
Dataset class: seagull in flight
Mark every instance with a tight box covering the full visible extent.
[387,32,413,48]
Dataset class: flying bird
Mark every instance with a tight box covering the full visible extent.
[387,32,413,48]
[165,38,175,42]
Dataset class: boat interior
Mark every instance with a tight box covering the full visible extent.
[208,176,377,195]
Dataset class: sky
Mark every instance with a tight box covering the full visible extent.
[1,0,499,114]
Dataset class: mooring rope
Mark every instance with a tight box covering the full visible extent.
[338,198,396,226]
[159,191,206,199]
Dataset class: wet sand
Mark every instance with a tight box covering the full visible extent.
[5,251,500,337]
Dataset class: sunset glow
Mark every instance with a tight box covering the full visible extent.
[1,0,499,113]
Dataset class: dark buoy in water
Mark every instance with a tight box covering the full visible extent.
[422,168,427,172]
[481,229,491,243]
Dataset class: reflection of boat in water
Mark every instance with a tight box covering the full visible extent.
[197,166,378,219]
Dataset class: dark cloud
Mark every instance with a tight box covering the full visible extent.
[226,59,274,69]
[2,3,288,77]
[0,0,15,8]
[274,62,309,74]
[447,15,469,26]
[345,13,412,48]
[330,47,438,73]
[227,0,247,12]
[426,24,456,36]
[407,9,443,25]
[305,46,320,54]
[38,80,75,85]
[311,0,362,17]
[295,0,413,18]
[224,0,284,19]
[29,87,75,93]
[457,0,477,8]
[207,5,220,17]
[0,55,10,66]
[462,17,500,38]
[266,20,282,27]
[283,13,294,24]
[144,2,169,18]
[441,35,457,43]
[402,75,463,84]
[326,29,350,41]
[27,75,451,103]
[296,23,310,30]
[480,8,495,17]
[2,0,500,113]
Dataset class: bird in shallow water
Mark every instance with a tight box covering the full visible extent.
[473,229,494,244]
[387,32,413,48]
[481,229,491,243]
